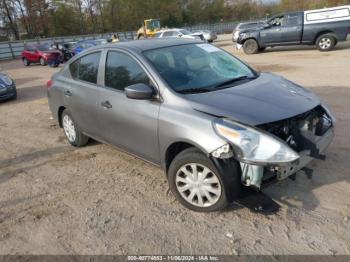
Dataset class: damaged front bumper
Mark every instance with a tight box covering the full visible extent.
[240,127,334,188]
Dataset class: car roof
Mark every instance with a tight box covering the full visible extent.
[89,38,202,52]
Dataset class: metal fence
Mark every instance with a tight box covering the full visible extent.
[0,22,238,61]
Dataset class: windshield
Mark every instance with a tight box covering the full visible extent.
[146,20,161,30]
[179,29,192,35]
[37,44,52,51]
[144,43,256,94]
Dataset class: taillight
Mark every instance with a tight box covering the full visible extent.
[46,79,53,89]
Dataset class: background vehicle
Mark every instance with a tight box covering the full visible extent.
[193,30,217,42]
[137,19,161,39]
[237,5,350,54]
[232,21,264,42]
[47,39,334,212]
[50,42,75,61]
[0,72,16,101]
[74,39,108,54]
[154,29,204,40]
[21,44,62,67]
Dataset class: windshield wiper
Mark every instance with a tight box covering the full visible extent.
[214,75,256,88]
[177,87,212,94]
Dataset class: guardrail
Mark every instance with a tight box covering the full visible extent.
[0,22,238,61]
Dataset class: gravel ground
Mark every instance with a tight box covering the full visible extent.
[0,35,349,255]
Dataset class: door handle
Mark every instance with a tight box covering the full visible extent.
[64,90,72,97]
[101,101,112,109]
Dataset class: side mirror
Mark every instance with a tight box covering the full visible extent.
[263,23,271,29]
[125,83,155,100]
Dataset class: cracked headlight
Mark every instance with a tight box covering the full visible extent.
[213,119,299,165]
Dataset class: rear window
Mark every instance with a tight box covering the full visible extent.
[69,52,101,84]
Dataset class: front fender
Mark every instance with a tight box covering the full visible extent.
[158,105,227,170]
[237,31,260,45]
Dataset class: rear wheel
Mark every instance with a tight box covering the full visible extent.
[23,58,30,66]
[40,57,46,66]
[138,34,145,40]
[243,39,259,54]
[167,147,241,212]
[61,110,89,147]
[316,34,336,51]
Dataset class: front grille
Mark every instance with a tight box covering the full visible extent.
[258,105,332,153]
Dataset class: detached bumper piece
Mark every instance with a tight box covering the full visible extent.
[241,105,334,189]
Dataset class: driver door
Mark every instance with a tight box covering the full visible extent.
[260,15,285,45]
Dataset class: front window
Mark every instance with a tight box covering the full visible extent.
[105,51,150,91]
[144,43,256,94]
[269,16,284,27]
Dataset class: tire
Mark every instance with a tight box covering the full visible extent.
[167,147,241,212]
[64,53,72,61]
[316,34,336,52]
[138,34,145,40]
[23,58,30,66]
[40,57,46,66]
[243,39,259,54]
[61,109,89,147]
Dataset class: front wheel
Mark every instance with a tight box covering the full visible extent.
[61,110,89,147]
[316,34,336,51]
[167,148,240,212]
[39,57,46,66]
[23,58,30,66]
[243,39,259,54]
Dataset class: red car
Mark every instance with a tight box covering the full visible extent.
[22,44,62,67]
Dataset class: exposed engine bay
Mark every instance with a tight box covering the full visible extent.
[240,105,334,188]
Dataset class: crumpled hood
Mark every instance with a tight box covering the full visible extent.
[184,73,321,126]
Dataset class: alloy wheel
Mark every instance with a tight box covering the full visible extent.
[319,38,331,50]
[62,115,76,143]
[175,163,222,207]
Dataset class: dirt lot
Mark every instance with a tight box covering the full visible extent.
[0,35,350,255]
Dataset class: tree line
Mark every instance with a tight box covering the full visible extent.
[1,0,349,40]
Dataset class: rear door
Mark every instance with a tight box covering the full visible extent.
[98,49,160,164]
[64,51,103,138]
[279,12,303,44]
